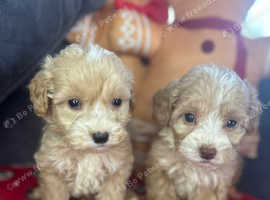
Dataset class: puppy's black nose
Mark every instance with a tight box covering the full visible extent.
[199,146,217,160]
[92,132,109,144]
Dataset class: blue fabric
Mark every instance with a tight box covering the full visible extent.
[0,0,106,102]
[238,79,270,200]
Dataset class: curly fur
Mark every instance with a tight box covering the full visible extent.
[146,65,261,200]
[29,44,134,200]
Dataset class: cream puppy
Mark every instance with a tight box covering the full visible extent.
[146,65,261,200]
[29,44,134,200]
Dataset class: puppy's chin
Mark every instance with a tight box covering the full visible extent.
[197,160,219,170]
[180,155,219,170]
[182,156,223,171]
[179,148,237,171]
[68,142,113,153]
[86,144,112,153]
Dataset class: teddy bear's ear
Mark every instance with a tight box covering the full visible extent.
[152,80,180,126]
[28,56,54,118]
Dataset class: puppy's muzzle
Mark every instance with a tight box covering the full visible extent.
[92,132,109,144]
[199,146,217,160]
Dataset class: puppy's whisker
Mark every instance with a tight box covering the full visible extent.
[57,114,81,130]
[71,113,81,124]
[112,126,122,133]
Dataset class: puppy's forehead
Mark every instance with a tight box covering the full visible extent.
[51,50,132,99]
[177,66,249,109]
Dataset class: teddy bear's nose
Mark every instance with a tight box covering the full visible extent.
[199,146,217,160]
[92,132,109,144]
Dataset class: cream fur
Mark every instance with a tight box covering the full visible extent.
[29,44,134,200]
[146,65,261,200]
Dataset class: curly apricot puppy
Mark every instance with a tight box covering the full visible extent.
[146,66,261,200]
[29,44,134,200]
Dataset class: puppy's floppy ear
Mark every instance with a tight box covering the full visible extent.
[28,56,54,118]
[240,81,262,158]
[152,80,180,126]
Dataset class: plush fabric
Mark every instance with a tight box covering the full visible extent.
[115,0,169,24]
[0,166,37,200]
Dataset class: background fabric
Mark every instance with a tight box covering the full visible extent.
[0,0,106,103]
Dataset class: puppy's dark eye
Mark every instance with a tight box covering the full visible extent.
[112,98,122,107]
[184,113,196,123]
[226,120,237,128]
[68,98,81,109]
